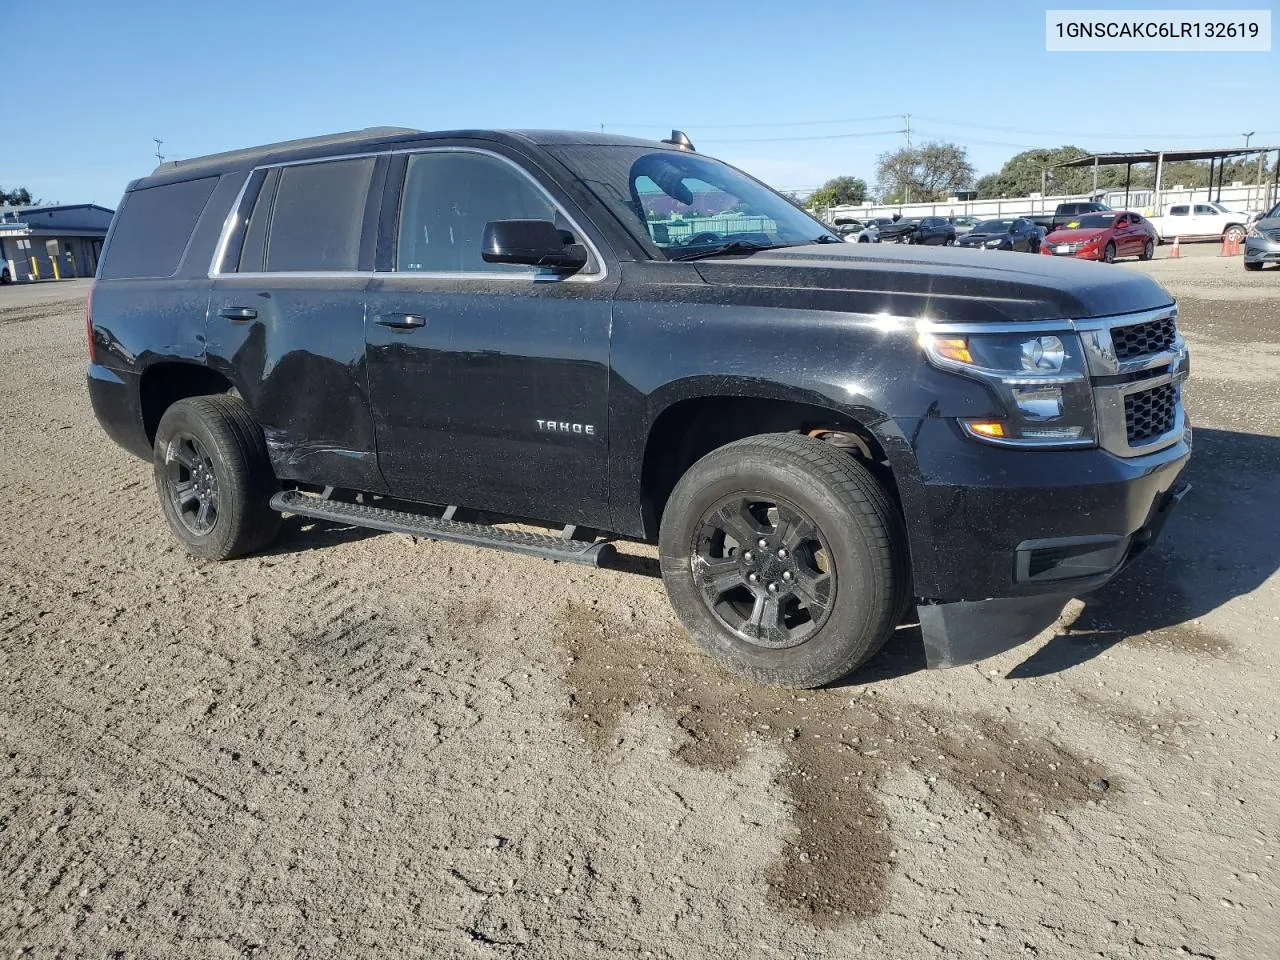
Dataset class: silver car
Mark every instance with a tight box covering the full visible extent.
[1244,202,1280,271]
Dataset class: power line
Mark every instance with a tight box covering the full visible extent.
[604,114,901,131]
[699,128,903,145]
[914,115,1280,142]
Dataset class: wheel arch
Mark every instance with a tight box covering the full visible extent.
[630,380,898,541]
[138,360,238,446]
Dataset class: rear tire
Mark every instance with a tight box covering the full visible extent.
[1140,239,1155,261]
[1102,241,1116,264]
[658,433,909,688]
[153,395,281,560]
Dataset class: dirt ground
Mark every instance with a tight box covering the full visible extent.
[2,248,1278,959]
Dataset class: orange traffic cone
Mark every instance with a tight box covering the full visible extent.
[1220,235,1232,257]
[1170,236,1181,258]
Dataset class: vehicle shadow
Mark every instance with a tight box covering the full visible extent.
[260,514,380,556]
[1007,426,1280,678]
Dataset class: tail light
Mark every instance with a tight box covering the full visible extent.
[86,281,96,363]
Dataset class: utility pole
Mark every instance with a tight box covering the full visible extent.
[1243,131,1255,148]
[153,139,165,164]
[902,114,912,205]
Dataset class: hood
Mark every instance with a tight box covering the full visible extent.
[959,231,1005,242]
[690,242,1172,323]
[1046,228,1107,242]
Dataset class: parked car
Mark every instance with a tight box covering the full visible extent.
[1244,200,1280,271]
[1042,211,1158,263]
[1149,201,1249,244]
[911,216,957,246]
[876,216,919,243]
[87,126,1191,689]
[1028,201,1112,233]
[950,215,982,236]
[836,221,878,243]
[957,217,1042,252]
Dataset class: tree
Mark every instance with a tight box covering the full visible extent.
[0,186,40,206]
[876,142,974,203]
[807,176,868,209]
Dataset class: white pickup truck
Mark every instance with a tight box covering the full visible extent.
[1149,201,1252,244]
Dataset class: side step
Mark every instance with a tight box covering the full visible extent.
[270,490,617,568]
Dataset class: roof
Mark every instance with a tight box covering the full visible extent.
[1054,146,1278,167]
[135,127,678,189]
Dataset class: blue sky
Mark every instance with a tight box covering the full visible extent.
[3,0,1276,207]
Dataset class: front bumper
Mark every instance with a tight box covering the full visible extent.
[877,415,1191,668]
[1244,235,1280,264]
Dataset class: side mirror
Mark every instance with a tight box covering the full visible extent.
[481,219,588,274]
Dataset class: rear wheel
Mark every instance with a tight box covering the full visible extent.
[659,433,909,688]
[1102,241,1117,264]
[1140,238,1155,261]
[153,395,281,560]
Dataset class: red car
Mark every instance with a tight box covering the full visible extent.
[1041,211,1157,263]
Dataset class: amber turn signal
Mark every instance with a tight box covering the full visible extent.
[932,337,972,364]
[965,420,1006,438]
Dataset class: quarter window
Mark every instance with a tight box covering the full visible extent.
[263,157,374,272]
[396,152,560,274]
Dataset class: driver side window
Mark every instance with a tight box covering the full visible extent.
[396,152,560,274]
[635,174,780,249]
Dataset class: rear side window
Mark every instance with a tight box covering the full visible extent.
[98,176,218,280]
[1169,205,1189,216]
[264,158,374,272]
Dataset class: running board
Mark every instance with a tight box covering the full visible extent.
[270,490,617,567]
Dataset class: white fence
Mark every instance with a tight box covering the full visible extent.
[826,181,1279,223]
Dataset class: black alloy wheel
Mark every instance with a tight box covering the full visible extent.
[163,433,220,535]
[691,494,835,649]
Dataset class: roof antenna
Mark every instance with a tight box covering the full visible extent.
[662,129,695,152]
[153,138,165,164]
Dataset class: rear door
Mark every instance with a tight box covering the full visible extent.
[363,146,618,528]
[207,154,387,492]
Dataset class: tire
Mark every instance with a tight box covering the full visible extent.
[153,395,281,560]
[1102,241,1116,264]
[945,236,956,246]
[1225,225,1246,244]
[0,267,10,285]
[1244,260,1263,271]
[658,433,909,688]
[1140,239,1155,261]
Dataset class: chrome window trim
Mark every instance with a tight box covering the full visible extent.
[208,146,608,284]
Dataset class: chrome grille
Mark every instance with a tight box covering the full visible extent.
[1124,382,1178,445]
[1112,315,1176,360]
[1266,229,1280,242]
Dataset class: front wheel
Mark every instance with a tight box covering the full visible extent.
[153,395,281,560]
[1140,238,1155,261]
[1102,241,1117,264]
[1225,225,1246,244]
[658,434,909,688]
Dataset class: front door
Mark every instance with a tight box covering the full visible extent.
[364,148,617,528]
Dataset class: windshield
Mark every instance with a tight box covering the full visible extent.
[1071,214,1118,229]
[974,219,1013,233]
[545,145,836,257]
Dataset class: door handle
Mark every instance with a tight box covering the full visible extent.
[375,313,428,330]
[219,307,257,322]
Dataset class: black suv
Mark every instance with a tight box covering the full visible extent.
[88,127,1191,688]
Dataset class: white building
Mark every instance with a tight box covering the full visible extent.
[0,204,114,283]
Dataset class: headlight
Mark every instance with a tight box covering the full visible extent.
[984,238,1003,248]
[919,330,1096,448]
[1246,223,1262,238]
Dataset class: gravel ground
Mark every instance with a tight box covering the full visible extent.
[1,260,1278,959]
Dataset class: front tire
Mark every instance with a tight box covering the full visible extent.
[1225,225,1246,244]
[153,395,281,560]
[658,434,909,688]
[1102,241,1117,264]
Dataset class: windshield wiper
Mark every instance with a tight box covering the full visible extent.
[670,240,774,261]
[809,234,844,244]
